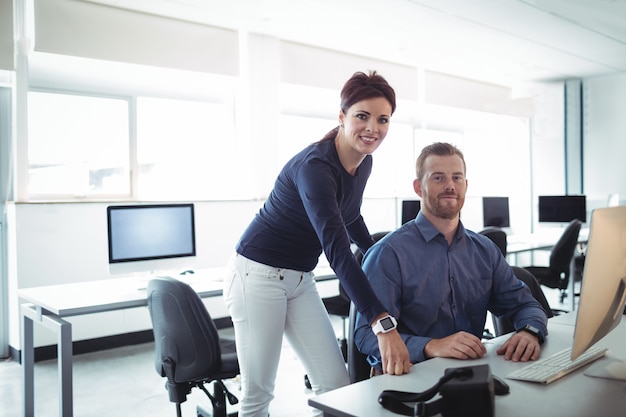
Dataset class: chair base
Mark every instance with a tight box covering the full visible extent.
[194,378,239,417]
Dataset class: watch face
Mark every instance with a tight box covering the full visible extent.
[380,317,395,330]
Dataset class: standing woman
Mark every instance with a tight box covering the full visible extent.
[224,71,411,417]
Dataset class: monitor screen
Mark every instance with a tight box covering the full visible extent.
[538,195,587,223]
[572,206,626,376]
[401,200,421,225]
[482,197,510,228]
[107,203,196,268]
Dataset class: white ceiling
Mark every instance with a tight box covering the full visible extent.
[88,0,626,87]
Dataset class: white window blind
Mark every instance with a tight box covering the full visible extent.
[33,0,239,75]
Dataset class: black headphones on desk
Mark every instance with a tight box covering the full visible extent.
[378,364,506,417]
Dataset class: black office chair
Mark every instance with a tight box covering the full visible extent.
[321,282,350,361]
[320,231,391,363]
[479,227,508,257]
[354,231,391,264]
[492,266,555,337]
[477,227,509,338]
[524,219,582,303]
[347,301,372,383]
[310,231,392,388]
[346,231,391,383]
[147,276,239,417]
[573,247,586,297]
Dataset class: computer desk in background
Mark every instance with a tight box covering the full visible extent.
[18,266,339,417]
[505,229,589,311]
[505,228,589,260]
[18,268,229,417]
[309,312,626,417]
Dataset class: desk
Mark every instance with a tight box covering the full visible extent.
[506,229,589,257]
[506,241,555,255]
[309,313,626,417]
[19,265,338,417]
[506,232,589,311]
[18,269,228,417]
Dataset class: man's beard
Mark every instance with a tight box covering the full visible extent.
[428,193,464,219]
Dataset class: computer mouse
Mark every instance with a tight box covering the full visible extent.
[180,270,195,275]
[492,375,510,395]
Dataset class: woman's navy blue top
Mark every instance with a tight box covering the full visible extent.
[236,138,385,324]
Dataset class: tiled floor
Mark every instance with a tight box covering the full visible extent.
[0,286,575,417]
[0,323,328,417]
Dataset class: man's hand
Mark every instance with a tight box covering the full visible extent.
[496,331,541,362]
[377,330,412,375]
[424,331,487,360]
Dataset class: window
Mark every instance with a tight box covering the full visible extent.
[26,91,237,200]
[136,97,236,200]
[364,122,415,198]
[27,91,130,198]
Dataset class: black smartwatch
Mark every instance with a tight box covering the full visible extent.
[517,324,544,344]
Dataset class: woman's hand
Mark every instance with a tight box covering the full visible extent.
[376,330,412,375]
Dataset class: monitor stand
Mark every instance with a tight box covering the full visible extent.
[584,284,626,382]
[585,357,626,382]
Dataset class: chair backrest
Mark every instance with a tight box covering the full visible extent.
[353,231,391,265]
[492,266,554,336]
[549,219,582,275]
[347,302,371,383]
[346,231,390,382]
[147,276,222,383]
[345,231,391,300]
[479,227,507,257]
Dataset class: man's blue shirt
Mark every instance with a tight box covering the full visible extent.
[355,212,548,364]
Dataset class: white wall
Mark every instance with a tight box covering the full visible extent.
[6,0,625,356]
[7,197,404,348]
[583,73,626,207]
[8,200,263,348]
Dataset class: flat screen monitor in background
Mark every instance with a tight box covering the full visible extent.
[107,203,196,275]
[482,196,510,228]
[401,200,421,225]
[538,195,587,223]
[571,206,626,380]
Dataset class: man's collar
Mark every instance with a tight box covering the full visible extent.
[415,212,467,242]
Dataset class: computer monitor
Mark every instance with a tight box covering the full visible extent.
[571,206,626,380]
[107,203,196,275]
[482,196,510,228]
[538,195,587,223]
[401,200,421,225]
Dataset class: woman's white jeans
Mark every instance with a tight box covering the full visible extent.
[224,254,350,417]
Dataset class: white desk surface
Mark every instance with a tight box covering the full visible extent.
[506,241,555,254]
[309,313,626,417]
[18,265,338,317]
[17,268,228,317]
[19,264,337,417]
[506,228,589,255]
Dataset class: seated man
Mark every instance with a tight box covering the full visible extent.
[355,142,548,373]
